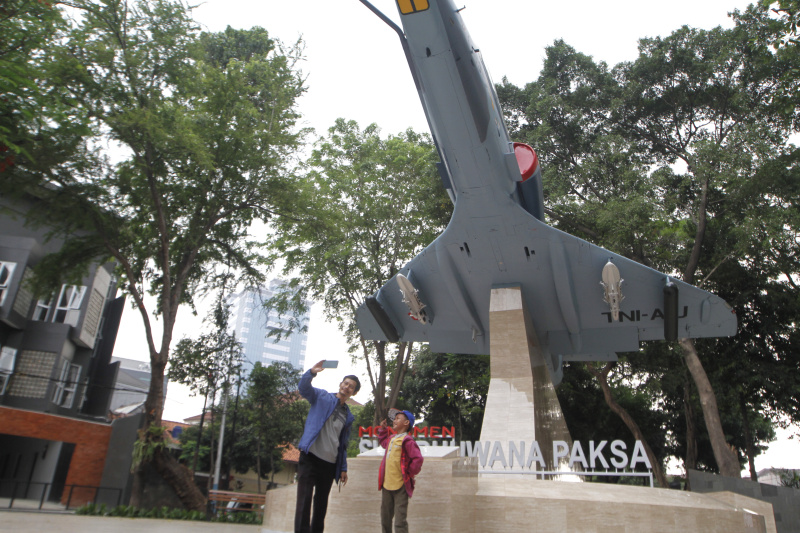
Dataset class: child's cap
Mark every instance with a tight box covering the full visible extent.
[401,410,415,428]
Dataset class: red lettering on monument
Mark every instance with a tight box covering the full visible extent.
[357,426,456,438]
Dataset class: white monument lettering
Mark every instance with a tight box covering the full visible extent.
[589,440,610,469]
[569,441,588,468]
[610,440,629,468]
[553,440,570,464]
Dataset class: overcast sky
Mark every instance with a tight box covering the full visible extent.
[189,0,757,136]
[111,0,799,472]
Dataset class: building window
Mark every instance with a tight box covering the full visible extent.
[31,284,86,324]
[241,327,250,333]
[0,346,17,395]
[0,261,16,306]
[54,285,86,323]
[32,295,52,321]
[264,342,291,352]
[52,360,81,408]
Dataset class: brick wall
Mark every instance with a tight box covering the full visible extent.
[0,406,113,504]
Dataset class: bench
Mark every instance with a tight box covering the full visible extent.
[207,489,264,517]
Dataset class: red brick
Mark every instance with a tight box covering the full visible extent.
[0,406,113,505]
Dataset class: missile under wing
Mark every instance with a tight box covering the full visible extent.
[355,0,737,380]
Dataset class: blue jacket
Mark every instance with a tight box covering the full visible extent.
[297,369,355,482]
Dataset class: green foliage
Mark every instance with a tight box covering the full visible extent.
[779,468,800,488]
[759,0,800,46]
[267,119,450,346]
[0,0,81,171]
[178,361,308,485]
[75,503,210,521]
[265,119,453,420]
[131,425,167,472]
[169,296,244,397]
[227,362,308,481]
[347,402,372,457]
[556,361,670,464]
[0,0,306,438]
[1,0,301,508]
[212,510,263,524]
[402,347,490,443]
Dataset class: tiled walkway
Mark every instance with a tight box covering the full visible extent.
[0,511,262,533]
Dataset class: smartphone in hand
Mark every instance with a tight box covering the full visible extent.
[321,360,339,369]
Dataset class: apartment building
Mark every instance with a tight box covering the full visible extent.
[0,191,132,507]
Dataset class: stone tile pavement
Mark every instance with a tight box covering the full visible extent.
[0,511,262,533]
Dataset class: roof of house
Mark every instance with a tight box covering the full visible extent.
[162,420,192,446]
[281,443,300,464]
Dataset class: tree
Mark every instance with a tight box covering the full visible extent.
[556,361,673,486]
[0,1,88,177]
[584,362,669,488]
[230,362,307,493]
[266,119,451,423]
[758,0,800,124]
[497,5,800,478]
[169,297,244,475]
[402,347,489,443]
[612,9,798,476]
[0,0,304,508]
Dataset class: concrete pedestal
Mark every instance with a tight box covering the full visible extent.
[261,288,773,532]
[261,455,773,533]
[480,285,574,474]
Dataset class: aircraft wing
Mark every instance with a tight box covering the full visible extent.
[356,196,737,360]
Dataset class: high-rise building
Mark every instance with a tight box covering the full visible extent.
[227,281,310,375]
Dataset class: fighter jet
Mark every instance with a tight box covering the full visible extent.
[355,0,737,382]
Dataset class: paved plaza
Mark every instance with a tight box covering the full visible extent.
[0,511,262,533]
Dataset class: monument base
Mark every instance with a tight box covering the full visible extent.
[261,454,774,533]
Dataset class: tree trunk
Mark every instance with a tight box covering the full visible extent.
[674,171,739,478]
[131,353,205,510]
[269,452,276,486]
[256,436,262,494]
[153,448,207,512]
[587,362,669,489]
[192,389,209,473]
[129,465,146,508]
[679,338,740,477]
[228,375,242,488]
[207,403,217,493]
[683,370,698,489]
[372,341,388,425]
[740,395,758,482]
[387,342,413,411]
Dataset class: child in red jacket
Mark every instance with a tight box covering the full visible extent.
[377,410,423,533]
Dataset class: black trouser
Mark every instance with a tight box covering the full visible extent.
[295,451,337,533]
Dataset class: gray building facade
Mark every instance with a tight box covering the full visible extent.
[0,191,129,506]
